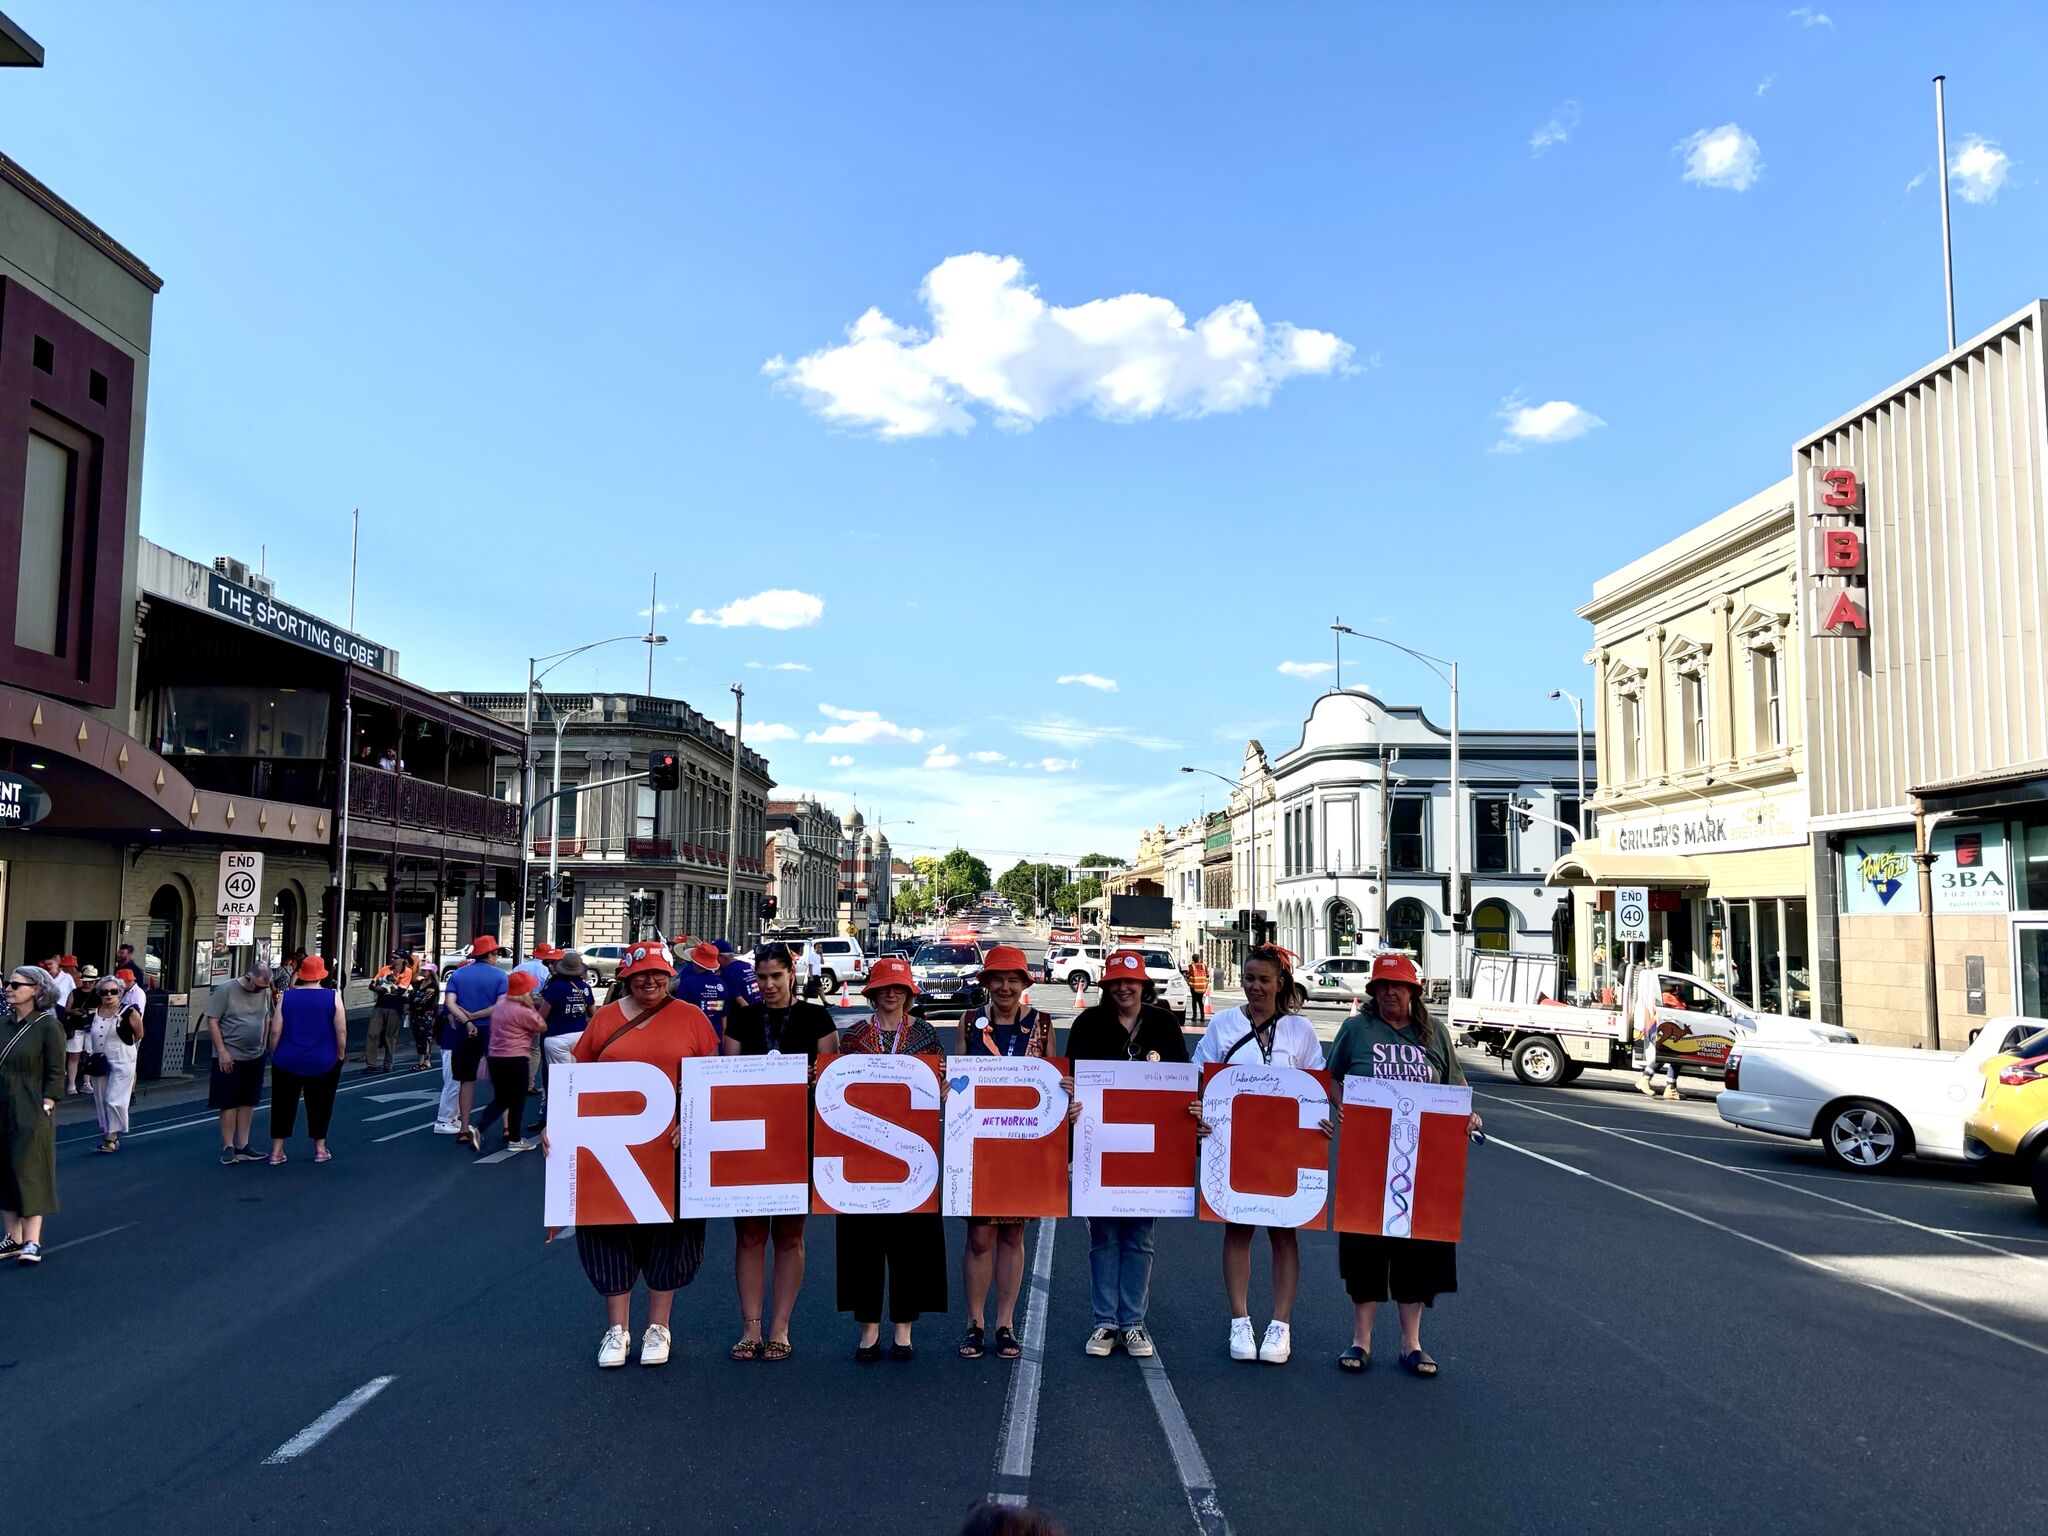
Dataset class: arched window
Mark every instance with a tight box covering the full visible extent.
[1473,899,1515,952]
[1327,900,1359,958]
[148,882,186,992]
[1385,898,1427,958]
[271,885,302,962]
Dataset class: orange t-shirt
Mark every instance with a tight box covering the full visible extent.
[572,995,719,1086]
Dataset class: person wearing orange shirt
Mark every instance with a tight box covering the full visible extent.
[549,940,721,1369]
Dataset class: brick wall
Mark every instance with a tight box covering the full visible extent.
[1838,911,2014,1048]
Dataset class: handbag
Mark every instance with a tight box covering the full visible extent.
[85,1051,112,1077]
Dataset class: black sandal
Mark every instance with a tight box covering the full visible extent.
[1398,1348,1439,1378]
[994,1326,1022,1360]
[889,1341,915,1362]
[855,1340,883,1363]
[958,1324,986,1359]
[1337,1345,1371,1373]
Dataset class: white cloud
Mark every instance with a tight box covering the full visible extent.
[1005,716,1180,752]
[1492,395,1606,454]
[1057,672,1119,693]
[764,253,1354,438]
[747,722,799,743]
[1035,758,1079,772]
[1677,123,1763,191]
[687,589,824,630]
[804,703,926,746]
[1788,6,1833,26]
[1277,660,1334,679]
[828,754,855,767]
[967,750,1008,764]
[637,601,674,618]
[1756,74,1775,97]
[1905,168,1930,194]
[1529,101,1580,156]
[745,660,813,672]
[1949,134,2012,204]
[924,744,962,769]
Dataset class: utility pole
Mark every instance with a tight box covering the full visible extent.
[1377,746,1399,937]
[724,684,744,944]
[1934,75,1956,351]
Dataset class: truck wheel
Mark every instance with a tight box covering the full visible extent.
[1821,1099,1905,1172]
[1067,971,1090,988]
[1557,1059,1585,1085]
[1510,1035,1569,1087]
[821,969,838,993]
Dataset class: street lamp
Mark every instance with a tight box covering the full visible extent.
[540,701,593,948]
[1548,689,1586,839]
[1332,626,1462,994]
[1182,764,1261,940]
[519,632,667,960]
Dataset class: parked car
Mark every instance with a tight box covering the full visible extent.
[772,937,867,991]
[910,942,987,1016]
[578,943,629,982]
[1962,1021,2048,1214]
[1718,1015,2045,1172]
[1138,949,1190,1018]
[876,939,918,962]
[1046,943,1106,988]
[1300,956,1374,1007]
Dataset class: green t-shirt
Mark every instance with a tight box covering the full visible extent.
[1326,1009,1464,1087]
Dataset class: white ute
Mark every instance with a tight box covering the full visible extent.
[1718,1015,2045,1172]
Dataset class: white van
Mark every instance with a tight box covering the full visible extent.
[750,936,868,991]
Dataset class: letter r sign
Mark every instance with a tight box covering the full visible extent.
[1823,529,1863,570]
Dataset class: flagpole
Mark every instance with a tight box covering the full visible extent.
[1934,74,1956,351]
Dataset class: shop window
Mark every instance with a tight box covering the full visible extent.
[1384,898,1427,956]
[1472,899,1513,952]
[2020,821,2048,910]
[1473,796,1512,872]
[1782,899,1809,1018]
[1752,645,1785,751]
[14,428,71,654]
[1388,796,1427,871]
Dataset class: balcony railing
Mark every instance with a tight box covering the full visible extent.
[533,837,586,858]
[626,836,673,860]
[348,764,522,846]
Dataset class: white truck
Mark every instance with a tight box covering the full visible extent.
[1451,963,1853,1087]
[1716,1015,2043,1172]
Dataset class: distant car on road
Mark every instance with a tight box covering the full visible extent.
[1047,943,1106,989]
[578,944,629,981]
[1300,956,1374,1007]
[1962,1021,2048,1214]
[910,942,987,1016]
[1138,949,1190,1018]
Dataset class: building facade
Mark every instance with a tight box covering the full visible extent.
[765,795,841,933]
[1555,479,1811,1014]
[836,809,894,941]
[1267,690,1588,988]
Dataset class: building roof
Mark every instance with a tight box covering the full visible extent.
[0,152,161,292]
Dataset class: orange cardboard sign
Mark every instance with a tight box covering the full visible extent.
[1196,1063,1332,1229]
[811,1053,943,1215]
[543,1060,678,1226]
[676,1055,812,1218]
[1331,1077,1471,1242]
[1071,1060,1200,1218]
[941,1056,1071,1217]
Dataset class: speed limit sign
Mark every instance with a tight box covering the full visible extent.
[1614,885,1650,942]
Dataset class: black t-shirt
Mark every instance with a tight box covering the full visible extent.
[725,1000,837,1059]
[1065,1003,1190,1065]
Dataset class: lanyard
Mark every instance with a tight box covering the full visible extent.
[875,1021,909,1054]
[761,1008,789,1055]
[1226,1013,1278,1066]
[980,1011,1034,1057]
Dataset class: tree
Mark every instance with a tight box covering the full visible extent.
[1076,852,1121,868]
[937,847,993,899]
[996,860,1040,918]
[1071,875,1103,911]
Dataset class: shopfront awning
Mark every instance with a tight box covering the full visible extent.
[1545,844,1712,890]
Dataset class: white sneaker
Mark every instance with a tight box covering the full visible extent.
[597,1325,631,1369]
[639,1323,672,1367]
[1258,1320,1291,1364]
[1122,1325,1155,1358]
[1085,1326,1118,1357]
[505,1138,536,1153]
[1228,1316,1257,1362]
[432,1120,460,1135]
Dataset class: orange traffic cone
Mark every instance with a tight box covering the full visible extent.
[838,979,850,1008]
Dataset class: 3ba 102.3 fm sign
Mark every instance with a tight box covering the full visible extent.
[1810,466,1870,639]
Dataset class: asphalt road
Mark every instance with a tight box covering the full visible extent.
[10,934,2046,1535]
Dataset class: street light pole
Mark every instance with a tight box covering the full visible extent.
[724,684,744,945]
[1548,688,1586,838]
[544,703,591,948]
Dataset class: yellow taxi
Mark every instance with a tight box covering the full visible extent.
[1964,1019,2048,1216]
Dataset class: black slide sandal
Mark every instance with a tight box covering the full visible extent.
[1337,1346,1371,1373]
[1398,1349,1439,1378]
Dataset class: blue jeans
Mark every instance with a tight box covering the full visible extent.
[1088,1217,1157,1328]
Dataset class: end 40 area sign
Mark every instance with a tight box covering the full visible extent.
[218,850,264,947]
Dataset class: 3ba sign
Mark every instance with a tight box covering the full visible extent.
[1811,466,1870,639]
[544,1055,1469,1237]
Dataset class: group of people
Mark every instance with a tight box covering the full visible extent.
[552,938,1479,1380]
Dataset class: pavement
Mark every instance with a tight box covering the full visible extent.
[11,928,2047,1534]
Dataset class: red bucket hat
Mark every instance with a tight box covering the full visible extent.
[1102,950,1148,984]
[1368,952,1422,992]
[507,969,541,998]
[469,934,500,958]
[618,940,675,981]
[295,955,330,982]
[862,955,920,996]
[688,941,722,971]
[976,944,1033,982]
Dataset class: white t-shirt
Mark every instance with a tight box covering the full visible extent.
[52,971,75,1010]
[1193,1006,1325,1071]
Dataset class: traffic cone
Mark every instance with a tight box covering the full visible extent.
[838,979,850,1008]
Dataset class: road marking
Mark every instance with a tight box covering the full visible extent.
[364,1103,440,1123]
[371,1119,441,1143]
[1137,1349,1232,1536]
[1481,1108,2048,1359]
[988,1217,1057,1508]
[262,1376,396,1464]
[1489,1135,1590,1178]
[475,1144,532,1165]
[1479,1090,2048,1272]
[40,1222,137,1255]
[58,1073,408,1146]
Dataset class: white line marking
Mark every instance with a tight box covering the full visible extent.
[364,1104,437,1123]
[1138,1349,1232,1536]
[262,1376,395,1464]
[474,1144,531,1165]
[371,1119,441,1143]
[1489,1135,1590,1177]
[39,1222,137,1255]
[989,1217,1058,1507]
[1479,1090,2048,1271]
[58,1073,404,1146]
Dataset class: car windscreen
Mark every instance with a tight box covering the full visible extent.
[1141,952,1174,969]
[916,945,979,966]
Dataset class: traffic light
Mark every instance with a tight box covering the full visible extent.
[558,871,576,903]
[649,748,679,790]
[525,872,545,921]
[761,895,778,920]
[627,892,644,941]
[1512,797,1533,833]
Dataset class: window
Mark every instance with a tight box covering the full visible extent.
[1472,899,1514,952]
[1388,797,1426,871]
[15,429,71,654]
[156,686,331,758]
[635,784,657,841]
[1679,668,1708,770]
[1473,796,1512,872]
[1753,645,1785,750]
[1557,796,1582,857]
[1384,898,1427,956]
[1619,692,1643,782]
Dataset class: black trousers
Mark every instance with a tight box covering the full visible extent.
[835,1213,948,1324]
[476,1056,530,1139]
[272,1064,342,1140]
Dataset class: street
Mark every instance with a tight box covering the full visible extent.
[9,932,2045,1535]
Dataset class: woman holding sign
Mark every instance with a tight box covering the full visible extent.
[837,956,947,1362]
[720,942,838,1362]
[554,940,721,1369]
[952,944,1053,1362]
[1067,948,1188,1359]
[1191,943,1325,1365]
[1324,951,1480,1379]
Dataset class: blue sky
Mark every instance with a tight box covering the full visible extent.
[6,2,2045,867]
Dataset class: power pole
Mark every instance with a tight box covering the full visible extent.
[724,684,743,944]
[1377,746,1398,937]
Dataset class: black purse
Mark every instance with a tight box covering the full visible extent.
[84,1051,112,1077]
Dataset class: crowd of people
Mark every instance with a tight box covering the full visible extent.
[2,932,1481,1384]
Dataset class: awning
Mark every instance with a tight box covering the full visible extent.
[1912,758,2048,817]
[1545,844,1712,890]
